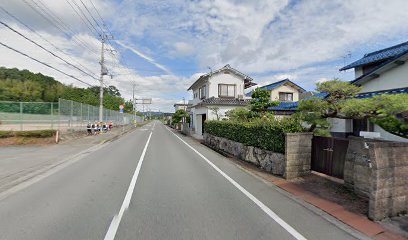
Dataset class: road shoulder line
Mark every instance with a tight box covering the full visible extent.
[165,126,307,240]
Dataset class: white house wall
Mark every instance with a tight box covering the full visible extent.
[355,67,363,78]
[207,105,240,120]
[270,84,300,102]
[207,73,245,98]
[328,118,353,133]
[360,64,408,93]
[374,124,408,142]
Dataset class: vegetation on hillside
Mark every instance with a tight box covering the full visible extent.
[0,67,134,112]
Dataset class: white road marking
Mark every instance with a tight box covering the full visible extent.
[104,131,153,240]
[165,126,307,240]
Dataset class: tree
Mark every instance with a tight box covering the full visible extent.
[209,106,221,120]
[0,67,128,112]
[225,107,251,122]
[172,109,189,125]
[249,88,279,115]
[297,79,408,137]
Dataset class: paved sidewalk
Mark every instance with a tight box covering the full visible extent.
[229,158,406,240]
[0,126,137,195]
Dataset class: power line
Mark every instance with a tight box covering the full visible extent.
[79,0,104,34]
[21,0,96,53]
[35,0,99,52]
[0,41,93,87]
[0,5,97,77]
[70,0,102,37]
[89,0,114,37]
[64,0,101,38]
[0,20,99,81]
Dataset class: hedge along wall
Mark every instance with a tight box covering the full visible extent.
[204,120,304,153]
[0,130,57,138]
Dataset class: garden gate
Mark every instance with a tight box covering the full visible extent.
[311,136,349,179]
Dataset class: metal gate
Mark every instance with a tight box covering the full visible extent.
[311,136,349,179]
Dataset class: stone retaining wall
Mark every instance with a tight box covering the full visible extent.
[203,132,313,179]
[345,137,408,220]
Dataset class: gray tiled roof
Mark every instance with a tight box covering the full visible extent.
[340,41,408,71]
[197,97,250,106]
[187,64,256,90]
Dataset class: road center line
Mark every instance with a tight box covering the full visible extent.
[104,131,153,240]
[165,126,307,240]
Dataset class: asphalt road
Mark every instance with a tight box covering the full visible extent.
[0,121,365,240]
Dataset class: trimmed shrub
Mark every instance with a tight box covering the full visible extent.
[0,131,13,138]
[204,119,304,153]
[0,130,57,138]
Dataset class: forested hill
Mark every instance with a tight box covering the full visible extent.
[0,67,133,112]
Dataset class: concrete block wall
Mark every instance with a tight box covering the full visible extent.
[345,137,408,220]
[344,137,372,198]
[204,132,313,179]
[369,141,408,221]
[284,133,313,179]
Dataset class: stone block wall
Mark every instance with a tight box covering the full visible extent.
[344,137,372,198]
[369,141,408,221]
[284,133,313,179]
[345,137,408,220]
[203,132,313,178]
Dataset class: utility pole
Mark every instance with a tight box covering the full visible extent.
[132,83,136,123]
[182,97,186,123]
[99,34,113,122]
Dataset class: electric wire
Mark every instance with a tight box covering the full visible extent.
[0,41,93,87]
[0,5,97,77]
[0,21,99,81]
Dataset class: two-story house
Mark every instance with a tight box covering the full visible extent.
[173,103,190,112]
[334,40,408,141]
[246,79,306,117]
[187,64,256,138]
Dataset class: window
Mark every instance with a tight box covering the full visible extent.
[218,84,235,97]
[279,92,293,101]
[199,85,206,99]
[193,92,198,98]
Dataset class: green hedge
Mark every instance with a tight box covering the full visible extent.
[0,130,57,138]
[204,119,304,153]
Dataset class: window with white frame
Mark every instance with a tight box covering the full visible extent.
[199,85,206,99]
[279,92,293,101]
[218,84,235,98]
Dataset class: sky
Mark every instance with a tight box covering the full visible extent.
[0,0,407,112]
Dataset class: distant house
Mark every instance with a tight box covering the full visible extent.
[187,64,256,138]
[173,103,190,112]
[246,79,306,117]
[334,41,408,141]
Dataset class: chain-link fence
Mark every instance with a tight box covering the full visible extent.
[0,99,142,131]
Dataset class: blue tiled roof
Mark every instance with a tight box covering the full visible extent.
[269,101,299,111]
[302,92,329,100]
[245,79,305,97]
[340,41,408,71]
[355,87,408,99]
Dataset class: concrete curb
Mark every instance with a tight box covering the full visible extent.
[174,130,405,240]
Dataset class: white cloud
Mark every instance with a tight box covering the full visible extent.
[173,42,195,57]
[115,40,172,74]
